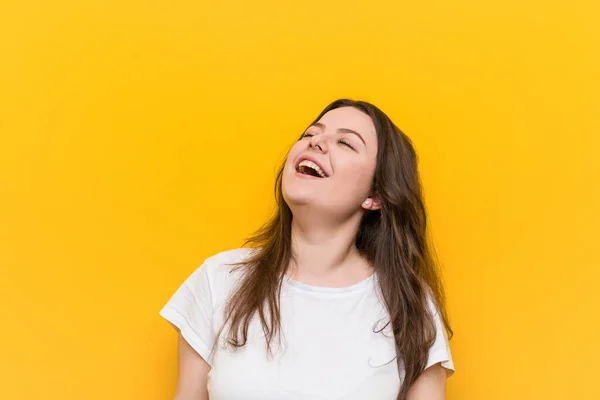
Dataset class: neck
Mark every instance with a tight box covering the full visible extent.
[286,208,372,287]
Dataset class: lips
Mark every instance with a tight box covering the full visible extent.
[295,155,329,178]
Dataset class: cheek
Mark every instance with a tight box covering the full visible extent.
[283,143,302,170]
[338,156,375,180]
[334,158,376,193]
[282,143,310,182]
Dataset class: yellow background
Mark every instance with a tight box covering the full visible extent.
[1,1,598,399]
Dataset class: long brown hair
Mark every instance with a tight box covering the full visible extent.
[220,99,452,399]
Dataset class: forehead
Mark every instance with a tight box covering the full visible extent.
[317,106,377,143]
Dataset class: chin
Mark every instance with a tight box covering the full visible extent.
[282,186,315,208]
[281,169,332,210]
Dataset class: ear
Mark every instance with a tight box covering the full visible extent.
[361,195,381,211]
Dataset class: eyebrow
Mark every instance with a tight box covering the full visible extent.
[311,122,366,145]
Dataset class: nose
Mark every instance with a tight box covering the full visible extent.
[309,134,328,153]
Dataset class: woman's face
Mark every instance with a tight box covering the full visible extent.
[282,106,379,217]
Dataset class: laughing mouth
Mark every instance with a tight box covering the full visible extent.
[296,159,327,178]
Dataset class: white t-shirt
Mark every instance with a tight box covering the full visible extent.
[160,248,454,400]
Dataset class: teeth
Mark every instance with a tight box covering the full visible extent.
[298,159,326,178]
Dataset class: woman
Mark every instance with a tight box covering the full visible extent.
[160,99,454,400]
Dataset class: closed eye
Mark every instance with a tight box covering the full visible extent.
[339,139,355,150]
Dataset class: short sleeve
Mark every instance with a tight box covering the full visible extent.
[159,262,216,365]
[425,297,455,375]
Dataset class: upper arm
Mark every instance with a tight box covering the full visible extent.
[175,332,210,400]
[160,262,217,365]
[159,260,219,399]
[406,362,447,400]
[406,295,455,399]
[423,295,454,373]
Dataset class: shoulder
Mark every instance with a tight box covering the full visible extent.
[196,247,256,302]
[201,247,257,278]
[202,247,256,272]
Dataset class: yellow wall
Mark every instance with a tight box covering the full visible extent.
[1,1,598,399]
